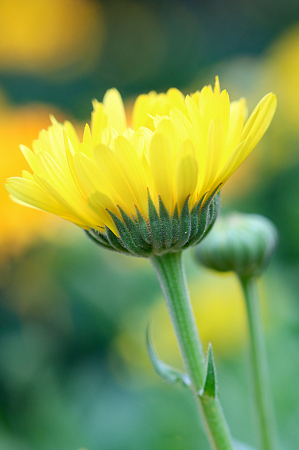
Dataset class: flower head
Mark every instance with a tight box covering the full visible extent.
[6,78,276,256]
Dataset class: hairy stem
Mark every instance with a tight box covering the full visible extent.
[239,276,278,450]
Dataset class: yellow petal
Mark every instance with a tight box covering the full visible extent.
[63,130,88,198]
[166,88,187,115]
[74,153,106,195]
[93,144,138,213]
[149,132,175,212]
[83,123,92,148]
[20,145,39,173]
[114,136,148,216]
[91,100,108,147]
[176,140,198,209]
[103,88,127,134]
[132,92,156,130]
[87,191,119,235]
[101,126,118,148]
[185,95,205,148]
[22,170,34,181]
[242,93,277,156]
[214,76,220,96]
[155,117,177,150]
[224,114,244,159]
[129,127,153,159]
[33,173,99,228]
[212,135,252,190]
[6,177,84,226]
[63,120,80,152]
[219,90,230,136]
[170,108,200,150]
[201,118,225,192]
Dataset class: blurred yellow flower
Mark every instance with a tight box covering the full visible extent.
[268,24,299,128]
[0,0,104,77]
[6,79,276,243]
[0,99,67,258]
[113,271,247,378]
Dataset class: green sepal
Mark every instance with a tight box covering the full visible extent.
[148,190,163,252]
[135,206,152,245]
[86,188,221,256]
[118,207,152,252]
[189,195,205,241]
[158,197,173,249]
[146,324,191,388]
[105,226,130,254]
[199,343,217,399]
[107,210,150,257]
[171,205,180,245]
[189,188,220,246]
[174,196,191,249]
[85,229,111,249]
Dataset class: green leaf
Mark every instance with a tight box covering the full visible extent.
[146,324,191,388]
[199,343,217,398]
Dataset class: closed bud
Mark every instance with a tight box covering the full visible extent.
[194,213,278,278]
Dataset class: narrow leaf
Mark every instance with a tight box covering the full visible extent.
[146,324,191,388]
[200,343,217,398]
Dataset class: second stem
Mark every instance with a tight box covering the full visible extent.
[239,276,278,450]
[151,251,234,450]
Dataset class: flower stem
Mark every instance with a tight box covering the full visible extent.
[151,251,234,450]
[238,276,278,450]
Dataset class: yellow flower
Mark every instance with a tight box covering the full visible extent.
[6,78,276,256]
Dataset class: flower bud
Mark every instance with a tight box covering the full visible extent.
[194,213,278,278]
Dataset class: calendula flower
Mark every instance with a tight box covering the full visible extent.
[6,78,276,257]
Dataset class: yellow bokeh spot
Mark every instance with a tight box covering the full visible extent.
[112,270,251,381]
[268,24,299,127]
[0,0,104,76]
[0,98,68,259]
[152,271,247,362]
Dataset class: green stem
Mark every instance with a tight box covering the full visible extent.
[151,251,234,450]
[239,276,278,450]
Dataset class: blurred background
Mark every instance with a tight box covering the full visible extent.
[1,0,299,449]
